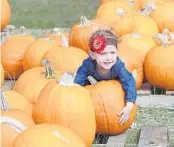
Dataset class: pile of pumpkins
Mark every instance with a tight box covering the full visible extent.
[1,0,174,147]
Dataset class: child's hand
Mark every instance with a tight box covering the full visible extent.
[118,102,134,125]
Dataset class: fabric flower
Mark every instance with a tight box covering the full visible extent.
[90,35,106,54]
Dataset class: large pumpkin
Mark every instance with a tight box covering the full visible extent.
[1,90,32,115]
[1,0,11,31]
[0,110,35,147]
[1,27,35,79]
[0,63,4,87]
[144,33,174,89]
[69,16,109,53]
[11,124,85,147]
[13,59,62,104]
[132,8,158,37]
[43,41,88,73]
[23,37,58,71]
[85,79,137,134]
[142,1,174,32]
[33,79,96,147]
[118,33,156,61]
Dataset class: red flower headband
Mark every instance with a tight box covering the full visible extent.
[90,35,106,54]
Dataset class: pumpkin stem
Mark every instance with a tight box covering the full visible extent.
[162,28,174,42]
[140,2,156,16]
[80,16,90,26]
[52,27,62,36]
[0,116,27,133]
[58,72,76,86]
[87,76,98,85]
[0,90,9,111]
[61,35,69,47]
[41,59,56,79]
[155,33,170,46]
[19,26,27,35]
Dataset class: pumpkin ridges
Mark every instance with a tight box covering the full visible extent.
[13,64,61,104]
[144,34,174,89]
[86,80,137,134]
[43,46,88,73]
[23,38,58,71]
[1,34,35,79]
[33,80,96,147]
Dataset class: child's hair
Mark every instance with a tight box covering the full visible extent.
[89,28,118,51]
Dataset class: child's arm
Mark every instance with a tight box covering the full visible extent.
[74,58,90,86]
[117,64,137,103]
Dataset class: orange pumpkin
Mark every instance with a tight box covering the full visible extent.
[13,59,62,104]
[1,27,35,79]
[1,110,35,147]
[12,124,86,147]
[144,33,174,89]
[1,0,11,31]
[133,8,158,37]
[85,79,137,134]
[118,33,156,61]
[1,90,32,115]
[45,28,69,47]
[96,0,137,25]
[33,80,96,147]
[0,63,4,87]
[43,43,88,73]
[69,16,109,53]
[23,37,58,71]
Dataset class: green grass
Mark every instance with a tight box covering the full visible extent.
[9,0,100,28]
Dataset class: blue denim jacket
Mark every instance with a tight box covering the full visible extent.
[74,56,137,102]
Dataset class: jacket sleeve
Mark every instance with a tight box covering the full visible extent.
[115,60,137,102]
[74,58,90,86]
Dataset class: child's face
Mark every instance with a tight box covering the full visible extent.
[91,45,117,70]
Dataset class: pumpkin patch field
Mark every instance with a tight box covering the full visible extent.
[1,0,174,146]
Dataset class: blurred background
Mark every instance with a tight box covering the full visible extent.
[9,0,100,28]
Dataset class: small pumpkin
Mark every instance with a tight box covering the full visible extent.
[144,33,174,89]
[69,16,109,53]
[11,124,86,147]
[13,59,61,104]
[23,37,58,71]
[1,27,35,79]
[85,77,137,135]
[1,0,11,31]
[33,76,96,147]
